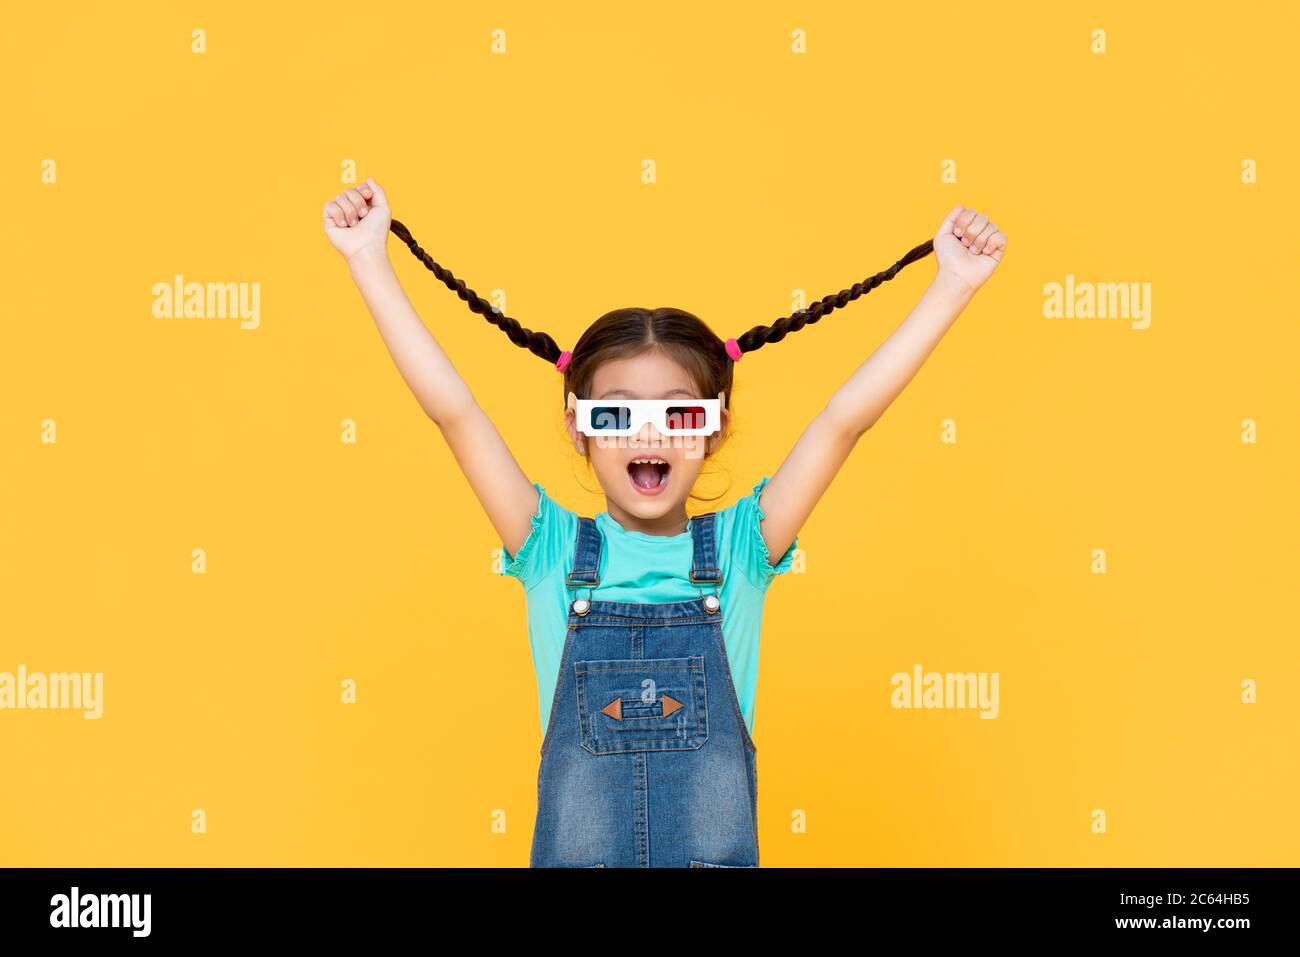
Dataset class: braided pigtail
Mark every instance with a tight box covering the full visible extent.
[389,218,564,367]
[731,238,935,358]
[387,216,935,375]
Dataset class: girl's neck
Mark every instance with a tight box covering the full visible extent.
[605,501,689,537]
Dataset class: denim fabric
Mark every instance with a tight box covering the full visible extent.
[530,511,760,868]
[499,477,800,740]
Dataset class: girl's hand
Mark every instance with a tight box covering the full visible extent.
[932,204,1007,295]
[323,176,392,265]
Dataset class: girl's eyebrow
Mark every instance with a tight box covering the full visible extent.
[597,389,696,399]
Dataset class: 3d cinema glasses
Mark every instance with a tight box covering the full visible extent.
[574,397,722,437]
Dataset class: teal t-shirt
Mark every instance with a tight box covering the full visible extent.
[499,476,799,740]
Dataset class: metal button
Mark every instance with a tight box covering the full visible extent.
[703,595,720,614]
[573,598,591,616]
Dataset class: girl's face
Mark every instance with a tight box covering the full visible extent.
[565,350,729,531]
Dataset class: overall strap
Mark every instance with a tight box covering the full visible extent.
[688,512,722,584]
[565,516,602,586]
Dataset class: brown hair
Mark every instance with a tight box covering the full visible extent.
[560,306,729,407]
[387,218,933,495]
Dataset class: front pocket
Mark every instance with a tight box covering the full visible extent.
[575,656,708,755]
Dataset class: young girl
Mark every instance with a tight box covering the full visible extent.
[323,177,1006,867]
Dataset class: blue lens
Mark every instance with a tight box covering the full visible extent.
[591,406,632,430]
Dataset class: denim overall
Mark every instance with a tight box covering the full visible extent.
[530,510,760,867]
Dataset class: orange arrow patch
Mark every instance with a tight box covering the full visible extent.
[601,695,683,720]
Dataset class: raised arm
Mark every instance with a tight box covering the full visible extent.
[323,177,540,558]
[755,204,1008,564]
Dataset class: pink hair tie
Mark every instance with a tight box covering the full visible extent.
[724,338,743,362]
[555,350,573,373]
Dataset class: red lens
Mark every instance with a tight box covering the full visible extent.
[664,405,707,431]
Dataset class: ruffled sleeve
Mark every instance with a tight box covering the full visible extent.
[499,482,572,591]
[733,476,799,589]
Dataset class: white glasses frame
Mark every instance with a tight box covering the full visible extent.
[572,396,723,437]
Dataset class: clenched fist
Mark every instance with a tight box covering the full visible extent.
[323,176,392,265]
[932,204,1007,295]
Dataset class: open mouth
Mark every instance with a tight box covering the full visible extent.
[627,457,671,495]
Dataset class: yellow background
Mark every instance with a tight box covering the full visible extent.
[2,1,1296,866]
